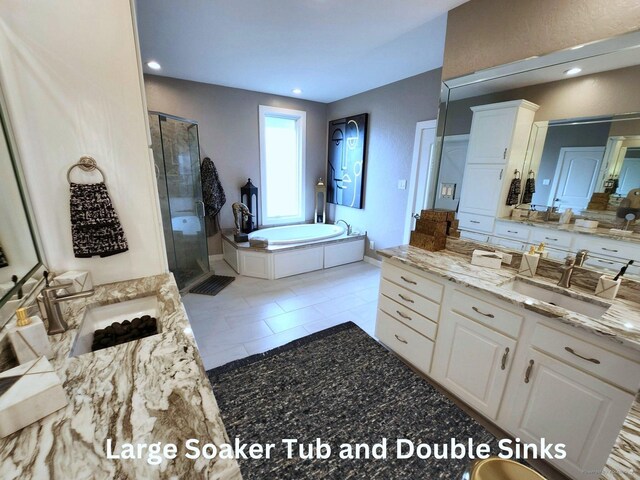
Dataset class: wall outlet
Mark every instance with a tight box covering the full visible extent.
[542,178,550,185]
[369,240,375,250]
[398,179,407,190]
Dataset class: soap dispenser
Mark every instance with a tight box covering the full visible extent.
[8,308,53,364]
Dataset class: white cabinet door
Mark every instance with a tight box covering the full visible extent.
[466,108,516,164]
[458,164,504,216]
[500,348,633,480]
[432,311,516,419]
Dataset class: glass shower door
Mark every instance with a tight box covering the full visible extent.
[149,113,209,289]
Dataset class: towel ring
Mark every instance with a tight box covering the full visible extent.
[67,156,106,184]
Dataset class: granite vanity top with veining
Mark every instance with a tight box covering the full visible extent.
[379,244,640,480]
[0,273,242,480]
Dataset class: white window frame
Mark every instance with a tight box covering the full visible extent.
[258,105,306,226]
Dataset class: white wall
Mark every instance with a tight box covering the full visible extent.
[0,0,167,285]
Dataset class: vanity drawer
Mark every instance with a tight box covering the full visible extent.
[376,309,434,373]
[531,323,640,392]
[458,212,495,233]
[378,294,438,340]
[494,221,531,241]
[380,279,440,321]
[530,228,574,249]
[382,262,443,303]
[576,236,639,262]
[450,289,523,338]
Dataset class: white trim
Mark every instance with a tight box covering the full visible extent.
[404,119,437,244]
[258,105,306,226]
[363,255,382,268]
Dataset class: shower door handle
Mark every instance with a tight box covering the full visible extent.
[195,201,206,218]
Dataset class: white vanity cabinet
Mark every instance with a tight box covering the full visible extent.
[431,288,522,420]
[573,235,640,277]
[457,100,539,234]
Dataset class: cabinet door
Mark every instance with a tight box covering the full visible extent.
[467,108,516,164]
[432,311,516,419]
[458,164,504,216]
[500,348,633,480]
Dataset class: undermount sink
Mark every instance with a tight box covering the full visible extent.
[501,278,611,319]
[70,296,161,357]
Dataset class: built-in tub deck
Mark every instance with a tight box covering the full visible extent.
[222,228,366,280]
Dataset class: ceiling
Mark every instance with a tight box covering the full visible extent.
[135,0,468,103]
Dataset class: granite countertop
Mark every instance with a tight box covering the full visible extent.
[496,217,640,244]
[378,244,640,480]
[0,273,242,480]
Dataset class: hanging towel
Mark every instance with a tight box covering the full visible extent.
[201,157,226,235]
[70,182,128,258]
[522,175,536,204]
[506,176,522,206]
[0,244,8,268]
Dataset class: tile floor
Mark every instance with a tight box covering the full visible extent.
[182,260,381,370]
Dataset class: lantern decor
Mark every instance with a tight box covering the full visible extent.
[315,178,327,224]
[240,178,259,234]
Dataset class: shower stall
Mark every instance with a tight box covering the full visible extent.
[149,112,209,289]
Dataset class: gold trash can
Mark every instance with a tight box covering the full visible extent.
[463,457,547,480]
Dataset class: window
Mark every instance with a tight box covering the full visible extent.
[259,105,306,225]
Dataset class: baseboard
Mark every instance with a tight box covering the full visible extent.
[363,255,382,267]
[209,254,224,266]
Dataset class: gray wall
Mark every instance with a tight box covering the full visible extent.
[144,75,328,254]
[326,70,443,258]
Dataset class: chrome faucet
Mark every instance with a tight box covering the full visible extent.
[336,219,352,235]
[575,249,589,267]
[41,285,95,334]
[557,256,576,289]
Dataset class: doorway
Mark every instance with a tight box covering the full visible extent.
[548,146,606,211]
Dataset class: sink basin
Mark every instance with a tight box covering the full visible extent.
[70,296,160,357]
[502,278,611,319]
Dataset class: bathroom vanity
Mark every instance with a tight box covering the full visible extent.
[376,242,640,480]
[0,274,242,480]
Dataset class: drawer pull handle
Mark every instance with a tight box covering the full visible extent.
[545,237,558,241]
[472,306,495,318]
[398,294,414,303]
[503,148,507,159]
[396,310,412,321]
[524,359,534,383]
[470,220,480,224]
[507,230,518,234]
[501,347,510,370]
[564,347,601,364]
[400,276,417,285]
[601,247,618,253]
[597,259,615,265]
[394,334,408,344]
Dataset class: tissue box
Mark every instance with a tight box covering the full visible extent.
[0,357,67,437]
[471,250,503,269]
[594,275,621,300]
[53,270,92,293]
[575,219,598,229]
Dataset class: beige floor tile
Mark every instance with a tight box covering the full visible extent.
[243,326,309,355]
[264,306,323,333]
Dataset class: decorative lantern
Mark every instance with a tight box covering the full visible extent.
[315,178,327,223]
[240,178,258,233]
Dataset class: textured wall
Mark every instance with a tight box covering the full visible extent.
[326,70,442,258]
[443,0,640,79]
[144,75,328,254]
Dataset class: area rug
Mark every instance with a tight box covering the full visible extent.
[189,274,234,296]
[208,322,502,479]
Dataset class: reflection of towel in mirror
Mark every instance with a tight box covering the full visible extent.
[70,182,128,258]
[0,244,8,268]
[522,176,536,204]
[201,157,226,235]
[506,177,521,205]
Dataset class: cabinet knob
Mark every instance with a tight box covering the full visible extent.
[524,359,534,383]
[501,347,510,370]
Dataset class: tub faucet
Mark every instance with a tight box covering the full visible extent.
[41,285,95,335]
[557,256,576,289]
[575,249,589,267]
[336,219,352,235]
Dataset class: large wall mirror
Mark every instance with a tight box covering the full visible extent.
[0,87,46,328]
[431,30,640,276]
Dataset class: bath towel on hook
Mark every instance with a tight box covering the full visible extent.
[68,157,128,258]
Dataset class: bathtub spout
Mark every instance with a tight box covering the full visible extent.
[336,220,352,235]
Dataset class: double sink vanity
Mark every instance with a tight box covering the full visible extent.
[375,239,640,480]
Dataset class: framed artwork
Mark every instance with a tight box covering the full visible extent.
[327,113,368,209]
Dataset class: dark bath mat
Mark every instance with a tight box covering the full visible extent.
[189,274,235,296]
[208,322,503,480]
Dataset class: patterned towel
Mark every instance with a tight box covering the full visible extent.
[522,176,536,204]
[70,182,128,258]
[0,244,7,268]
[506,177,522,205]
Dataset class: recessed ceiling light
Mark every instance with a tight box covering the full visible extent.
[570,44,584,50]
[292,88,302,95]
[564,67,582,76]
[147,60,161,70]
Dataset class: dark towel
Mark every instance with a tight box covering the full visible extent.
[0,244,7,268]
[522,176,536,204]
[70,182,128,258]
[506,177,521,205]
[201,157,226,217]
